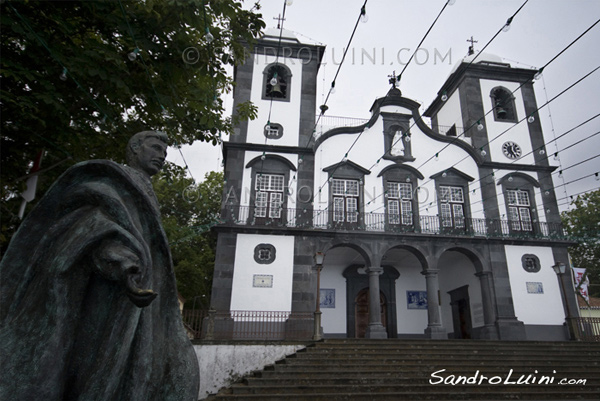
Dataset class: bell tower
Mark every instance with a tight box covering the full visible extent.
[423,50,556,226]
[210,27,325,314]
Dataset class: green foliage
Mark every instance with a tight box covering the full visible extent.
[1,0,264,250]
[153,163,224,308]
[561,189,600,297]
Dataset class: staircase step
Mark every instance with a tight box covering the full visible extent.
[207,339,600,400]
[212,389,600,400]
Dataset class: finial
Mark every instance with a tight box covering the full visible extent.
[466,36,478,56]
[388,70,398,88]
[273,14,286,29]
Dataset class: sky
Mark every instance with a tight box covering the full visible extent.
[167,0,600,212]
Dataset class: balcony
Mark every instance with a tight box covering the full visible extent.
[220,205,568,241]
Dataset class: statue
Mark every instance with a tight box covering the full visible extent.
[0,131,199,401]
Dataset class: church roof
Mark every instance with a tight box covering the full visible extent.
[261,27,301,44]
[448,51,511,75]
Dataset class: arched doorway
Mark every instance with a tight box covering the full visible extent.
[355,288,387,338]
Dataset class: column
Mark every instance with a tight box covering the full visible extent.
[475,271,499,339]
[365,266,387,339]
[421,269,446,339]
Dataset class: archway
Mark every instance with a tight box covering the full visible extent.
[437,248,485,339]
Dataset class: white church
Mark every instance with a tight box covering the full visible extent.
[208,27,579,341]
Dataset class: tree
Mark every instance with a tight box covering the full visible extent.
[153,163,224,307]
[561,189,600,297]
[1,0,264,250]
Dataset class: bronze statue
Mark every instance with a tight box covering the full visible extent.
[0,131,199,400]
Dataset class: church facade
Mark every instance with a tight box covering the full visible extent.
[209,29,579,341]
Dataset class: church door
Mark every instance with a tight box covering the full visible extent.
[354,289,387,338]
[448,285,472,339]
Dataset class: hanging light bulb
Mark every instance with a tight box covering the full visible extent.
[298,157,303,164]
[477,121,484,131]
[205,28,214,43]
[261,153,266,161]
[128,48,140,61]
[508,176,514,182]
[546,208,551,214]
[502,17,513,33]
[528,115,535,123]
[360,5,368,23]
[553,152,559,161]
[286,0,293,5]
[330,81,336,94]
[480,148,487,157]
[435,153,439,161]
[558,170,563,178]
[447,0,456,5]
[442,171,447,178]
[161,106,168,117]
[534,67,544,80]
[59,67,68,81]
[270,73,278,87]
[441,91,448,102]
[596,172,600,181]
[406,177,411,183]
[404,133,411,142]
[213,95,219,107]
[545,190,550,196]
[539,149,546,155]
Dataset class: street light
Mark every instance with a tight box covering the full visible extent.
[314,252,324,341]
[552,262,577,340]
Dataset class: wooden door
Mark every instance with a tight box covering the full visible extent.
[354,289,387,338]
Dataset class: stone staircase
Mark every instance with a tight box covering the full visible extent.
[207,339,600,400]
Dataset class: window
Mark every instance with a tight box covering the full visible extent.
[446,124,457,137]
[439,185,465,228]
[387,182,413,225]
[332,178,359,223]
[507,189,533,231]
[491,87,517,122]
[255,174,285,219]
[264,64,290,101]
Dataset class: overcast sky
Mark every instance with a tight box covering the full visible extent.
[167,0,600,212]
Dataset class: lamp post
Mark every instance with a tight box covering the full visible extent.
[552,262,577,340]
[314,252,324,341]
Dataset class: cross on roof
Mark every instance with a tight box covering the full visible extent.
[388,70,398,88]
[273,14,286,29]
[467,36,478,56]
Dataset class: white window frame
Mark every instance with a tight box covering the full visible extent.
[331,178,360,223]
[507,189,533,231]
[439,185,465,228]
[387,182,413,225]
[255,174,285,219]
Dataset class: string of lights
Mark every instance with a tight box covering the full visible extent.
[7,3,113,124]
[303,0,369,152]
[556,186,600,209]
[470,172,599,217]
[412,114,600,214]
[306,0,456,210]
[422,117,600,215]
[396,0,453,83]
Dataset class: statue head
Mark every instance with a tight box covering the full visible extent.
[126,131,169,177]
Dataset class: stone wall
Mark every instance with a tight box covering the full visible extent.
[194,343,306,399]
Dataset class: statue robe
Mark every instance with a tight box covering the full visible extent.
[0,160,199,401]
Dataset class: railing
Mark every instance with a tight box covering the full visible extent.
[573,317,600,342]
[182,309,314,341]
[222,205,568,240]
